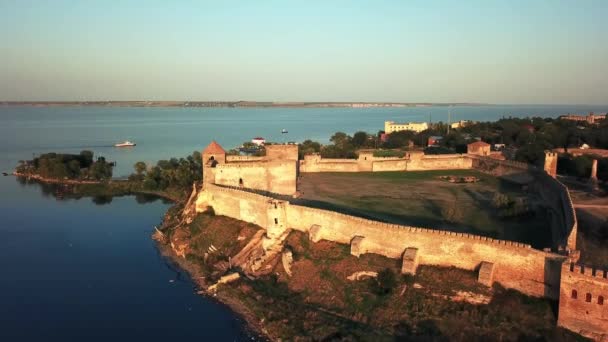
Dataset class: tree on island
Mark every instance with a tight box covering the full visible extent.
[16,150,113,181]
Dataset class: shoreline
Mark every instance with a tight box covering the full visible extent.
[0,101,487,108]
[12,172,267,339]
[155,241,269,341]
[12,172,102,185]
[12,172,184,203]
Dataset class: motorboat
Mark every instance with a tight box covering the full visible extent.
[281,129,288,134]
[114,140,136,147]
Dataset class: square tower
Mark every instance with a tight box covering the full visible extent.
[202,141,226,184]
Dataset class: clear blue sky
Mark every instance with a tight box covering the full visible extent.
[1,0,606,104]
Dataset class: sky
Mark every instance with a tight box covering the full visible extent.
[0,0,607,104]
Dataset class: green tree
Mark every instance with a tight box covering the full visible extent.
[352,131,369,148]
[330,132,351,149]
[134,161,147,175]
[80,150,94,167]
[298,140,321,159]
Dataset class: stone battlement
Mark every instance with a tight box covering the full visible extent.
[204,183,275,202]
[288,203,534,250]
[215,161,270,168]
[565,262,608,282]
[226,155,266,162]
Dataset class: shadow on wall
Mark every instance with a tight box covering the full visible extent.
[544,256,563,300]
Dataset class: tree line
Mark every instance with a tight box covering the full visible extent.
[295,117,608,174]
[129,151,203,191]
[16,150,113,180]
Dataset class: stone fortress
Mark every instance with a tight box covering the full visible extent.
[192,140,607,340]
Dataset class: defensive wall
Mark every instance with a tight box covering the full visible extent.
[196,140,604,338]
[195,183,566,299]
[202,143,298,196]
[469,155,578,253]
[558,262,608,340]
[299,151,472,173]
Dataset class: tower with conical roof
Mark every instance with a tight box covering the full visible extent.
[202,140,226,185]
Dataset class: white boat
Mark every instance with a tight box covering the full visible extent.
[114,140,136,147]
[281,129,288,134]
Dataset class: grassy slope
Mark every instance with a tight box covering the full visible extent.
[297,170,550,248]
[179,218,586,341]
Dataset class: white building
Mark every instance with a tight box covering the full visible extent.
[251,137,266,146]
[384,121,429,133]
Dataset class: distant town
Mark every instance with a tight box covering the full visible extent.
[0,101,486,108]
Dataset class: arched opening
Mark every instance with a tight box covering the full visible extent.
[239,178,243,187]
[586,293,592,302]
[571,290,578,299]
[274,218,278,225]
[599,296,604,305]
[207,156,218,167]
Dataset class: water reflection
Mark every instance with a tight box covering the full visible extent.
[14,176,171,205]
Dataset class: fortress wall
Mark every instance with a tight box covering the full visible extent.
[535,175,578,251]
[226,155,265,162]
[558,262,608,338]
[470,155,531,176]
[215,164,268,191]
[266,161,297,195]
[406,155,473,171]
[470,156,577,252]
[265,144,298,161]
[196,184,271,228]
[286,203,562,298]
[371,160,407,172]
[299,159,360,172]
[300,154,472,173]
[213,161,297,195]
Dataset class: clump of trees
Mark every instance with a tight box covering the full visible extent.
[297,117,608,169]
[298,131,376,159]
[130,151,202,191]
[16,150,113,180]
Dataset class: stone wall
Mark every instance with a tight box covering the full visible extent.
[300,153,473,173]
[265,144,298,161]
[558,262,608,339]
[195,183,271,229]
[196,183,565,299]
[226,155,265,162]
[213,161,297,196]
[405,154,473,171]
[470,156,578,252]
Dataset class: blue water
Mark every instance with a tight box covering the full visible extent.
[0,104,607,340]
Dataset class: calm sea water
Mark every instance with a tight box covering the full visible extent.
[0,104,607,341]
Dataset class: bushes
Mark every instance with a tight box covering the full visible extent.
[133,151,202,191]
[370,268,397,296]
[373,150,405,158]
[17,150,113,180]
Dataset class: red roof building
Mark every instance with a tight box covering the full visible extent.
[467,140,491,156]
[203,140,226,155]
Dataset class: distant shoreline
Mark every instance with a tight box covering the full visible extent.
[0,101,488,108]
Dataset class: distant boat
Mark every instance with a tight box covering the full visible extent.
[281,129,288,134]
[114,140,136,147]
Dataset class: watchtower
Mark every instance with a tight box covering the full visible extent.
[202,141,226,185]
[544,151,558,178]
